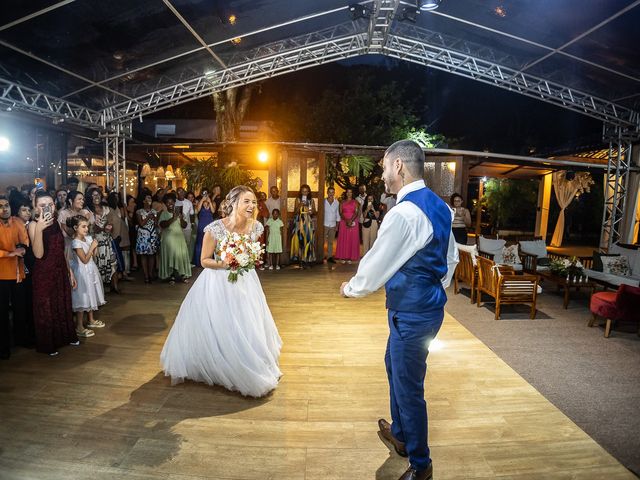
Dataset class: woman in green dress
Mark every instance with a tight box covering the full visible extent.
[158,194,192,284]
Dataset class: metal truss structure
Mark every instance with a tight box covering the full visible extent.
[600,125,636,250]
[100,122,131,203]
[3,1,640,134]
[0,77,103,129]
[3,0,640,234]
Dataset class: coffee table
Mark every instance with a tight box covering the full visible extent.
[536,270,596,309]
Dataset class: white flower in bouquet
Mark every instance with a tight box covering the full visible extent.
[236,252,250,267]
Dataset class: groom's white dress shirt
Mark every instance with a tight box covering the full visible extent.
[343,180,459,298]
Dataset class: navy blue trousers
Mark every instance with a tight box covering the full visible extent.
[386,308,444,470]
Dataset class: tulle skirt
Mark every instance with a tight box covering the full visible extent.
[160,268,282,397]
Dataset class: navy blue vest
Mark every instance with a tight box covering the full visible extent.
[385,187,452,313]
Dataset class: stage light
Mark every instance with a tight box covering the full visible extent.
[400,6,420,22]
[418,0,442,11]
[0,136,10,152]
[258,151,269,163]
[349,3,371,20]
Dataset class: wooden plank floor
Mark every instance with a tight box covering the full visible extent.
[0,266,634,480]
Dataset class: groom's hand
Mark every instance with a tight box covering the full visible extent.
[340,282,349,297]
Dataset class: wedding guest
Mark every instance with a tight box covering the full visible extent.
[356,183,367,242]
[55,189,67,211]
[257,191,270,225]
[28,191,79,356]
[361,193,381,256]
[125,195,138,272]
[193,191,215,268]
[210,185,223,221]
[335,189,360,264]
[86,187,119,293]
[380,192,397,213]
[290,184,316,267]
[265,208,284,270]
[107,192,132,280]
[175,187,195,254]
[158,194,192,284]
[0,196,30,359]
[66,176,80,192]
[152,188,168,213]
[265,186,282,217]
[450,193,471,245]
[58,191,93,259]
[67,215,105,338]
[323,186,340,263]
[136,193,159,284]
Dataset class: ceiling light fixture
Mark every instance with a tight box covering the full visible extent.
[348,3,371,20]
[418,0,442,11]
[400,6,420,22]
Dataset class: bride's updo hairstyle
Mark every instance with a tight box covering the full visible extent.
[223,185,256,218]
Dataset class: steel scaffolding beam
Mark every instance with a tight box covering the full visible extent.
[0,77,104,129]
[600,125,634,250]
[102,23,367,124]
[383,27,640,129]
[366,0,400,52]
[100,123,131,196]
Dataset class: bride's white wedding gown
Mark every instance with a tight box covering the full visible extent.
[160,219,282,397]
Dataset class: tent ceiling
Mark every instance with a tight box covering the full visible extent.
[1,0,639,131]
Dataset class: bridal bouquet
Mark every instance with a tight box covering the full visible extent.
[218,231,264,283]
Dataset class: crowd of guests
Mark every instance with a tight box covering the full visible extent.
[0,178,227,359]
[1,176,471,360]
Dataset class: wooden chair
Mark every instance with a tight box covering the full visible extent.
[454,249,477,303]
[476,256,539,320]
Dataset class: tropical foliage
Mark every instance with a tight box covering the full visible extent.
[482,178,539,231]
[181,156,259,194]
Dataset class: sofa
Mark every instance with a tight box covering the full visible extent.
[584,244,640,288]
[476,236,523,272]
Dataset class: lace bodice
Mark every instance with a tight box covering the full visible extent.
[204,219,264,242]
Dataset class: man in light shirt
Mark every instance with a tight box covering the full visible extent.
[341,140,458,480]
[323,187,340,263]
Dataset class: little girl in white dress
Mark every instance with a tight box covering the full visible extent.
[160,186,282,397]
[67,215,106,338]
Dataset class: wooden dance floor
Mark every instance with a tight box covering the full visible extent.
[0,267,634,479]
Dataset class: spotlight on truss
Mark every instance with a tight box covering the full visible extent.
[349,3,371,20]
[418,0,442,11]
[400,6,420,22]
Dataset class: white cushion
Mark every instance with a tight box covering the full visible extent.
[610,244,640,275]
[519,239,548,259]
[478,237,506,263]
[502,244,522,265]
[601,256,631,276]
[457,243,478,266]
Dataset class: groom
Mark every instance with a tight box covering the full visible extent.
[341,140,458,480]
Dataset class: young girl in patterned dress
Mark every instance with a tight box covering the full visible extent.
[67,215,106,338]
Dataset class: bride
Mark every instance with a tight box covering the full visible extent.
[160,185,282,397]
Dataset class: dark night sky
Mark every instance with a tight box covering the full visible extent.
[154,56,603,155]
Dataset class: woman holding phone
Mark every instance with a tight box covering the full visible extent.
[28,191,79,356]
[158,194,192,284]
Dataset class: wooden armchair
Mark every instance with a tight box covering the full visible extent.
[454,249,477,303]
[476,256,539,320]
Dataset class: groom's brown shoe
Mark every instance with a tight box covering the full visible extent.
[378,418,408,457]
[398,464,433,480]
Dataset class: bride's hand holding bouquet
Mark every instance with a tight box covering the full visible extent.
[218,231,264,283]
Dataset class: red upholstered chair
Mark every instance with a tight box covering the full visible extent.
[588,284,640,337]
